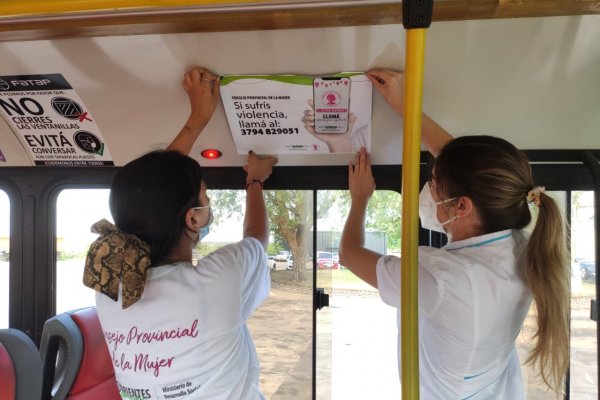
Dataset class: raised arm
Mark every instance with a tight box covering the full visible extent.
[339,147,382,288]
[367,69,453,157]
[243,152,278,249]
[167,67,220,155]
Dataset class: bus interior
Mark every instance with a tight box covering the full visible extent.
[0,1,599,399]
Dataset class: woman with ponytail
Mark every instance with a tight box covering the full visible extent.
[339,70,569,398]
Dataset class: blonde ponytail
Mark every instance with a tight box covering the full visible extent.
[523,192,570,394]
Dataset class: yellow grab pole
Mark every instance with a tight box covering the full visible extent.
[401,27,427,400]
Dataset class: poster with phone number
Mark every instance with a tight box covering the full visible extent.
[220,73,372,154]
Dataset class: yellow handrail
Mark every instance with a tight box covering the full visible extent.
[401,27,426,400]
[0,0,257,16]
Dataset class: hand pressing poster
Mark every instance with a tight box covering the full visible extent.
[220,73,372,154]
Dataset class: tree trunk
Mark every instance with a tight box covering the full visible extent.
[289,243,306,283]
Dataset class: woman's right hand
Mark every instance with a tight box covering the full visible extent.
[244,151,278,184]
[369,68,453,156]
[367,69,404,117]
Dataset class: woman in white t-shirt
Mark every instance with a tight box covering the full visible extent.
[84,67,277,400]
[338,69,570,399]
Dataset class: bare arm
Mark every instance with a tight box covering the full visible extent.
[367,69,453,157]
[339,148,381,288]
[243,152,278,249]
[421,114,453,157]
[167,68,220,155]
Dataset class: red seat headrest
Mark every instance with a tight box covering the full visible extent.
[68,308,120,399]
[0,342,16,400]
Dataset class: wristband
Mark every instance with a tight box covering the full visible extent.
[245,179,263,190]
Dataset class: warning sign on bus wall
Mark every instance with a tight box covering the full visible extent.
[0,74,114,166]
[220,73,372,155]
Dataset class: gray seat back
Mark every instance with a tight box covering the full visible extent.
[39,313,83,400]
[0,328,43,400]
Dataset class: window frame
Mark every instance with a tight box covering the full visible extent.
[0,150,597,400]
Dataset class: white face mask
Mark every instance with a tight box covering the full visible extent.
[418,183,457,233]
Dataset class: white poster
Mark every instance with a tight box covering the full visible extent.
[0,74,113,166]
[220,73,372,154]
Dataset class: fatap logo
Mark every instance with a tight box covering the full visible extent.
[0,79,10,91]
[10,79,51,87]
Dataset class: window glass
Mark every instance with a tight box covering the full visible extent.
[210,189,314,398]
[569,191,597,399]
[317,190,401,398]
[0,190,9,328]
[55,189,111,314]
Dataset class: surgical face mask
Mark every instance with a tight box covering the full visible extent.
[199,208,213,241]
[418,183,457,233]
[193,204,213,241]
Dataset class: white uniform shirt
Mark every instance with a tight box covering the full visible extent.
[96,237,270,400]
[376,230,532,399]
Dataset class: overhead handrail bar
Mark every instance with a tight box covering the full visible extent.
[1,0,600,41]
[2,0,600,19]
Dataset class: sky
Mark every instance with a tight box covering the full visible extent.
[0,191,7,237]
[0,188,248,253]
[54,189,242,253]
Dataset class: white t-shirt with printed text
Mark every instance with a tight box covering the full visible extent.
[96,237,270,400]
[376,229,533,399]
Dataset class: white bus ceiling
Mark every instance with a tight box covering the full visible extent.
[0,10,599,167]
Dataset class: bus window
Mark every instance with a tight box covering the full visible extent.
[0,190,9,328]
[55,189,111,314]
[317,190,401,398]
[570,191,597,399]
[211,189,314,398]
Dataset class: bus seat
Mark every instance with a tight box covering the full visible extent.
[0,328,43,400]
[0,341,16,399]
[40,307,120,400]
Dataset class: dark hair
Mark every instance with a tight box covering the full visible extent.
[434,135,569,392]
[109,151,202,266]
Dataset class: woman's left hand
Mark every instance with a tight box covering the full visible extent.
[244,151,278,184]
